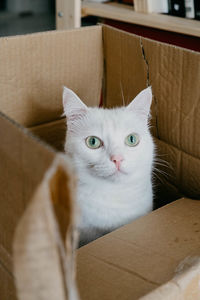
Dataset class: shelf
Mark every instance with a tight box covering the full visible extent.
[81,2,200,38]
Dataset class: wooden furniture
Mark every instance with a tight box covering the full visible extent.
[56,1,200,51]
[82,2,200,37]
[56,0,81,29]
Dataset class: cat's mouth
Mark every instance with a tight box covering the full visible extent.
[87,164,128,178]
[113,168,128,176]
[104,167,128,178]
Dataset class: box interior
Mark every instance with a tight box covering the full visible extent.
[1,25,198,205]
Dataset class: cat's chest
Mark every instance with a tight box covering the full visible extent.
[76,176,152,231]
[77,177,151,213]
[78,180,133,205]
[76,179,152,230]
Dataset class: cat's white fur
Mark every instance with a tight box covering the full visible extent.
[63,86,154,245]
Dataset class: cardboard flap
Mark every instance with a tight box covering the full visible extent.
[77,198,200,300]
[140,257,200,300]
[13,155,79,300]
[0,111,56,265]
[141,37,200,155]
[140,37,200,198]
[103,25,147,108]
[0,26,103,127]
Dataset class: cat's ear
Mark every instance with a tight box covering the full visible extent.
[127,87,152,119]
[63,86,88,121]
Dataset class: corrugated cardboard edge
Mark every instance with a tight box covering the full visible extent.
[140,256,200,299]
[0,108,56,280]
[13,154,80,300]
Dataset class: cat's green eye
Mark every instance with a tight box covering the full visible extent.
[86,136,103,149]
[125,133,139,147]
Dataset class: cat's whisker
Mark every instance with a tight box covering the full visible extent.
[156,153,168,157]
[153,167,173,182]
[152,171,167,185]
[154,161,172,170]
[155,157,169,162]
[127,93,130,106]
[154,155,172,167]
[120,81,125,106]
[153,167,168,176]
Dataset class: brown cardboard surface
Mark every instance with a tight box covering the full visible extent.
[30,118,66,151]
[155,138,200,199]
[141,37,200,156]
[103,25,147,108]
[140,37,200,198]
[0,26,103,127]
[0,264,16,300]
[77,198,200,300]
[140,256,200,299]
[0,112,55,264]
[13,155,78,300]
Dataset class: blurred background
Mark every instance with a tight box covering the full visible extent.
[0,0,56,36]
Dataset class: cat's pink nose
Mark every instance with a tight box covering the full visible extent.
[111,155,124,170]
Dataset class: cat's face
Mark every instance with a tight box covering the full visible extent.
[63,87,154,182]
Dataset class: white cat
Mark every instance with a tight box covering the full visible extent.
[63,86,154,246]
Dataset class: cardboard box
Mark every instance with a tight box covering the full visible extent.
[0,25,200,299]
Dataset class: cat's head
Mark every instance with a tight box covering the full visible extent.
[63,87,154,182]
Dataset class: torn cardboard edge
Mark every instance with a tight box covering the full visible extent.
[140,256,200,299]
[102,24,200,55]
[13,155,80,300]
[0,242,13,277]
